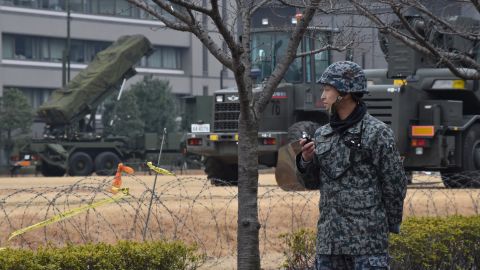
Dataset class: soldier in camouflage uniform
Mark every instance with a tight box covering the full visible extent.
[296,61,407,269]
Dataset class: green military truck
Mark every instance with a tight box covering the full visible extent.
[24,35,210,176]
[186,7,333,185]
[188,6,480,188]
[364,13,480,188]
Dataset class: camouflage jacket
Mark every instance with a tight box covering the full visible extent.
[296,113,407,255]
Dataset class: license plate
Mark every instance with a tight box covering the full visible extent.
[191,123,210,133]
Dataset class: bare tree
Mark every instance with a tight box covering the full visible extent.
[349,0,480,79]
[126,0,350,268]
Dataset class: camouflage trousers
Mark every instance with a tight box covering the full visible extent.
[314,254,390,270]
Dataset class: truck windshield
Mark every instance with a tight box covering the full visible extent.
[251,30,330,84]
[251,31,302,83]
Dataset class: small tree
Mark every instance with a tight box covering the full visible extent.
[130,76,178,133]
[0,88,33,166]
[126,1,351,268]
[102,90,145,137]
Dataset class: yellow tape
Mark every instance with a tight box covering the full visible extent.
[7,188,129,242]
[146,161,175,176]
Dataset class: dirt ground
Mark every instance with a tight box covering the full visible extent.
[0,172,479,269]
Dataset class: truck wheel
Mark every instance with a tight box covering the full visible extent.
[224,164,238,185]
[68,152,93,176]
[95,152,121,176]
[406,171,413,185]
[40,162,66,177]
[442,124,480,188]
[204,157,237,186]
[287,121,320,142]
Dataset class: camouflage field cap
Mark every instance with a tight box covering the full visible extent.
[318,61,368,94]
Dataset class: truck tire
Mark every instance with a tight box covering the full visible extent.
[287,121,320,142]
[40,162,66,177]
[442,124,480,188]
[68,152,93,176]
[204,157,238,186]
[95,151,121,176]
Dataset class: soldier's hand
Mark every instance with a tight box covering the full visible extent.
[300,139,315,162]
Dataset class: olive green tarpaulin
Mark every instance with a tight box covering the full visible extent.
[37,35,152,124]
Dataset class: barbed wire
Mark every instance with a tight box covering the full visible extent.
[0,171,479,268]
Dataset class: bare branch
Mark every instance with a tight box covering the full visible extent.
[127,0,190,31]
[391,3,480,76]
[210,0,241,57]
[254,0,322,115]
[251,0,273,14]
[277,0,334,14]
[167,0,212,14]
[406,0,480,41]
[471,0,480,13]
[295,41,353,57]
[129,0,234,70]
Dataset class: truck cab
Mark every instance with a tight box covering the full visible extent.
[365,11,480,188]
[186,7,333,185]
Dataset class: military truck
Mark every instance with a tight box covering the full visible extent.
[24,35,210,176]
[186,7,333,185]
[364,11,480,188]
[188,4,480,188]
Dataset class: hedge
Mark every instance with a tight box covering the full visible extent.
[0,240,203,270]
[281,215,480,270]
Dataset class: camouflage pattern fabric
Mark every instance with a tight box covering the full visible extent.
[296,113,407,255]
[317,61,368,94]
[315,253,390,270]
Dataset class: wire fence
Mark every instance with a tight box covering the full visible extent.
[0,171,479,268]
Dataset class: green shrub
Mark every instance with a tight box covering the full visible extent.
[0,240,203,270]
[281,215,480,270]
[279,228,316,269]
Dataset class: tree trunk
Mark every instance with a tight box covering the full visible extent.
[237,110,260,270]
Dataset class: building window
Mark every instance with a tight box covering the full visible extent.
[144,46,182,69]
[4,86,54,109]
[98,0,115,15]
[3,0,145,19]
[2,34,183,70]
[2,34,14,59]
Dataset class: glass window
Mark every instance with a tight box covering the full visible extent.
[116,0,132,17]
[50,38,64,62]
[314,37,330,82]
[48,0,64,11]
[88,0,99,14]
[39,0,49,9]
[251,31,302,82]
[315,51,329,82]
[11,87,54,109]
[70,40,85,63]
[3,34,183,69]
[8,0,158,19]
[305,36,311,83]
[164,47,180,69]
[85,41,109,62]
[14,36,31,59]
[147,48,162,68]
[99,0,115,15]
[40,38,49,61]
[13,0,36,8]
[130,5,141,18]
[2,35,14,59]
[70,0,85,13]
[1,0,14,6]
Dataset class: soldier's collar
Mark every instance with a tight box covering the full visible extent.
[321,113,368,136]
[345,118,363,134]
